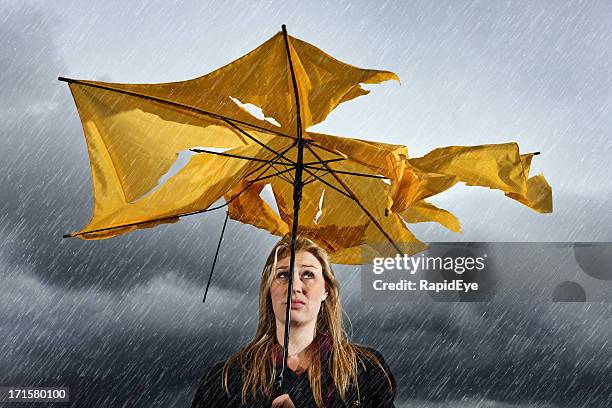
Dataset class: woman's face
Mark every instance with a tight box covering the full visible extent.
[269,250,328,327]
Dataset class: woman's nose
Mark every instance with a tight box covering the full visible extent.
[291,273,303,293]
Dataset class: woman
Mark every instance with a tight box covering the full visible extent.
[191,233,396,407]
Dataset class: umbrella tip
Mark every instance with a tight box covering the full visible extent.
[62,233,72,239]
[533,151,541,155]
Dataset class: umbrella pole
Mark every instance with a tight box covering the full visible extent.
[275,24,305,395]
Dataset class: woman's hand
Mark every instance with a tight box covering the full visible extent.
[271,393,296,408]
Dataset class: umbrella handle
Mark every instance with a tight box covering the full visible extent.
[272,373,285,399]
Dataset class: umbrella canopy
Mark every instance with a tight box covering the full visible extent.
[60,25,552,394]
[60,28,551,263]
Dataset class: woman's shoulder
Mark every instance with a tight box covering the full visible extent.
[353,344,391,371]
[351,344,397,405]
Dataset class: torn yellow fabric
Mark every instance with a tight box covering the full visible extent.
[225,150,427,264]
[505,174,553,213]
[400,200,462,233]
[287,37,399,129]
[63,28,552,264]
[69,79,294,239]
[408,143,526,193]
[390,170,458,213]
[69,32,397,138]
[224,181,289,237]
[390,143,553,214]
[307,132,407,213]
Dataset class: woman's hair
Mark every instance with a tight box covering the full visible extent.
[221,232,393,406]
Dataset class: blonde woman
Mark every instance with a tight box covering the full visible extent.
[191,233,396,407]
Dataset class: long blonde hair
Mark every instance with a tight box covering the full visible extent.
[221,232,393,406]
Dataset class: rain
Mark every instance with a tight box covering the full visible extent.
[1,0,611,407]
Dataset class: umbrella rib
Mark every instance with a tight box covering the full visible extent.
[303,165,387,180]
[62,168,283,238]
[299,167,353,199]
[58,76,297,141]
[222,120,301,183]
[302,165,330,185]
[58,76,380,165]
[306,140,347,159]
[304,144,403,253]
[268,160,295,184]
[241,140,296,181]
[233,140,297,188]
[202,210,229,303]
[63,142,297,238]
[301,169,319,185]
[58,76,378,167]
[189,148,293,165]
[267,165,295,185]
[222,120,296,165]
[303,157,345,166]
[249,166,295,184]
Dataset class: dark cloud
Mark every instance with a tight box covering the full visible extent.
[0,270,254,407]
[337,294,612,405]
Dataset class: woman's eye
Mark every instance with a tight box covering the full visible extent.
[302,271,315,279]
[277,271,289,280]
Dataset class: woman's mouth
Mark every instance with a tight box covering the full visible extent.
[290,301,305,309]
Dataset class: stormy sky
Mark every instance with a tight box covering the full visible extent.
[1,1,611,407]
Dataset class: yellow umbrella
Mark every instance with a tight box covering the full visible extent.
[59,25,552,390]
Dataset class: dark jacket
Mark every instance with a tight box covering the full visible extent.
[191,336,396,408]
